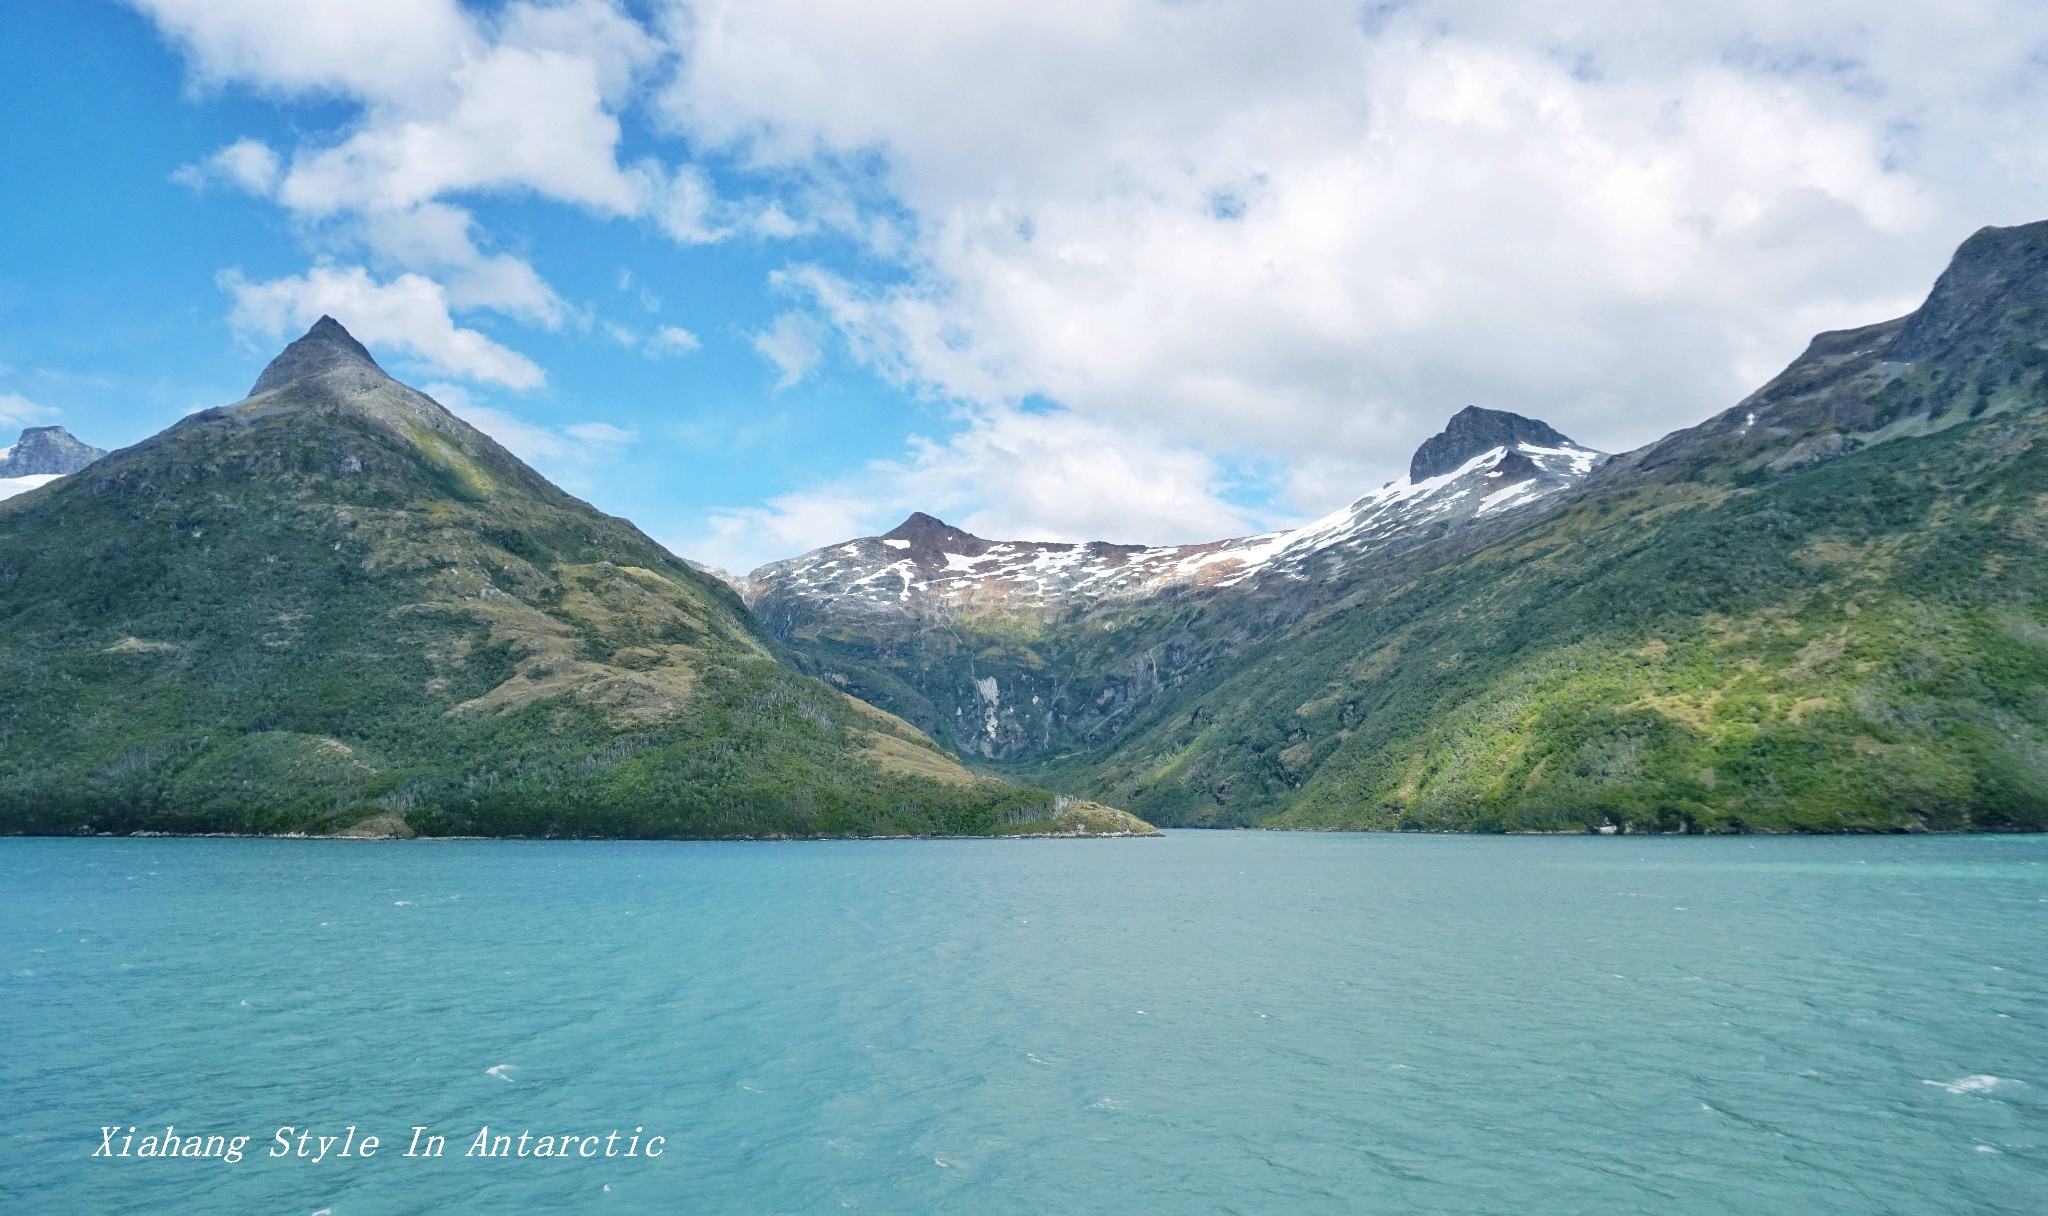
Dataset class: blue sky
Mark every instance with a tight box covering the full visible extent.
[1,0,943,569]
[4,1,2047,572]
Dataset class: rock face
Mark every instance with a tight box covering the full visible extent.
[0,426,105,477]
[0,318,1121,839]
[1408,406,1573,480]
[247,315,384,396]
[1608,220,2048,485]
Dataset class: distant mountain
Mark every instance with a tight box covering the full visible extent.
[0,426,104,477]
[0,426,105,502]
[752,221,2048,833]
[743,412,1602,762]
[747,416,1599,619]
[0,317,1152,839]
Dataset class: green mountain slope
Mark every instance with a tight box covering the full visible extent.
[1049,221,2048,832]
[0,319,1153,839]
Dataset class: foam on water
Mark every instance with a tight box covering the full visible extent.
[1925,1075,2008,1095]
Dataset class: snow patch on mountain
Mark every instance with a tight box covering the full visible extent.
[744,418,1603,618]
[0,474,64,502]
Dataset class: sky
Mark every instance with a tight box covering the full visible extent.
[2,2,2046,573]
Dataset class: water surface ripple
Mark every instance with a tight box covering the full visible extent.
[3,832,2043,1213]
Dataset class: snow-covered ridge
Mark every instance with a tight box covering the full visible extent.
[744,430,1602,617]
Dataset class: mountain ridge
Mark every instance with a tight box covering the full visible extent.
[740,411,1602,762]
[744,408,1601,614]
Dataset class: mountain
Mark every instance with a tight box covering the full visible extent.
[0,317,1153,839]
[0,426,105,501]
[756,220,2048,833]
[1048,221,2048,831]
[743,412,1601,761]
[0,425,104,476]
[749,416,1600,617]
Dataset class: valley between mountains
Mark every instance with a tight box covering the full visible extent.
[6,221,2048,837]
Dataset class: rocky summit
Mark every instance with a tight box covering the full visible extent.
[1407,406,1574,481]
[0,317,1154,839]
[0,426,105,478]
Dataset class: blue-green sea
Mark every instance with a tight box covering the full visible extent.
[3,832,2043,1214]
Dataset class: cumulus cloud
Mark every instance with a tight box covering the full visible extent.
[223,264,545,389]
[275,46,647,218]
[141,0,2048,557]
[138,0,663,363]
[140,0,656,216]
[664,0,2048,523]
[134,0,478,102]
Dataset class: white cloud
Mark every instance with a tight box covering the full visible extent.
[275,43,647,218]
[751,312,823,388]
[617,269,663,312]
[0,392,57,429]
[565,421,637,445]
[449,402,633,462]
[223,264,545,389]
[133,0,478,102]
[664,0,2048,529]
[648,325,702,357]
[137,0,662,369]
[428,383,637,482]
[653,163,729,244]
[338,201,567,325]
[139,0,2048,555]
[678,404,1261,573]
[172,137,281,194]
[596,322,703,358]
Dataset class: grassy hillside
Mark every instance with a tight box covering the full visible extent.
[0,323,1153,839]
[1064,404,2048,831]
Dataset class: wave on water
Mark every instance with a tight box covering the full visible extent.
[486,1064,516,1081]
[1923,1075,2006,1095]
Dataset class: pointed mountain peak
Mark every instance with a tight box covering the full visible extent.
[881,512,987,551]
[1409,406,1576,481]
[249,316,387,397]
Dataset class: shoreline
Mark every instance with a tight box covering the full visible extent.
[1,828,1165,843]
[1,825,2035,842]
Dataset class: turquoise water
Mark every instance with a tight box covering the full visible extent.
[3,832,2044,1214]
